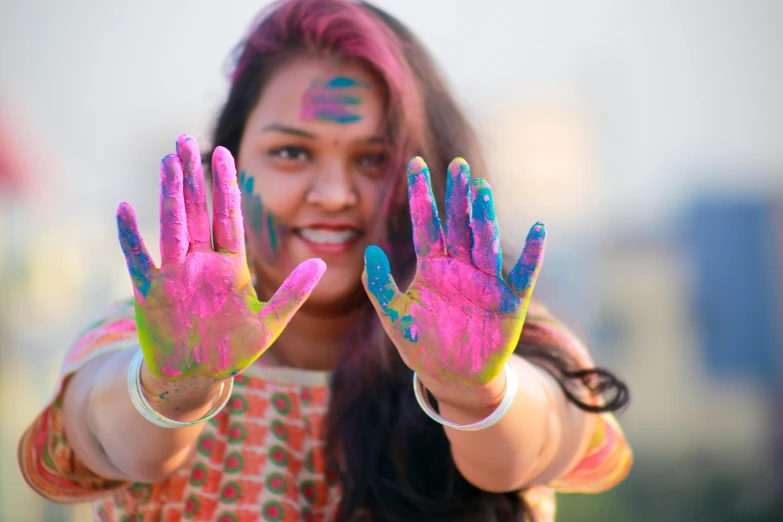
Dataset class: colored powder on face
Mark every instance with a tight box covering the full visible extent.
[325,76,362,88]
[238,170,283,265]
[300,76,370,124]
[266,213,277,252]
[333,95,361,105]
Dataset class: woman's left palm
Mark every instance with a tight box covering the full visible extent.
[364,157,546,387]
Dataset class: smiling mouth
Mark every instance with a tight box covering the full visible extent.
[294,227,363,246]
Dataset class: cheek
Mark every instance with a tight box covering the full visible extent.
[237,171,304,267]
[356,177,396,250]
[356,177,386,223]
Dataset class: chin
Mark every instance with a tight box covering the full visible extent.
[303,267,367,312]
[252,241,369,314]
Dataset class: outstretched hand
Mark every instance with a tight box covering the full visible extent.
[363,157,545,395]
[117,135,325,380]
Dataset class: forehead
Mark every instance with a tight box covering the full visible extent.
[251,57,385,131]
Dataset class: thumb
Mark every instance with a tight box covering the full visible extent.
[116,202,156,299]
[508,222,546,300]
[258,258,326,334]
[363,245,408,324]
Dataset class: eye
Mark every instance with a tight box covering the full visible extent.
[269,145,311,162]
[357,152,388,176]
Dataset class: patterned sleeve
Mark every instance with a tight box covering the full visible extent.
[525,303,633,494]
[17,298,138,503]
[548,413,632,493]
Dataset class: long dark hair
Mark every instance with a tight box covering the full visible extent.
[210,1,629,520]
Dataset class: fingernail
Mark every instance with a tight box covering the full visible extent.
[528,222,546,240]
[407,156,427,176]
[449,157,469,176]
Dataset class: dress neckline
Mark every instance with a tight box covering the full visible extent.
[244,363,332,386]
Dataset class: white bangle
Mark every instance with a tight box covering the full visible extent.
[127,347,234,429]
[412,360,518,431]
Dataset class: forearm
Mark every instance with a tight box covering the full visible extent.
[436,355,592,492]
[63,345,222,483]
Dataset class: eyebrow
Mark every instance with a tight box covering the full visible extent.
[261,123,385,144]
[262,124,316,139]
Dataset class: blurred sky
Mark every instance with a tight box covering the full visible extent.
[1,0,782,232]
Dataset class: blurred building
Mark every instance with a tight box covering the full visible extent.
[588,191,783,518]
[682,194,783,500]
[682,197,783,388]
[594,236,773,467]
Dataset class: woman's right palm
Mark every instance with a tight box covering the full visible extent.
[116,135,324,380]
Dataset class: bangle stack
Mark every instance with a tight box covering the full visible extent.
[127,347,233,429]
[129,346,514,431]
[412,360,518,431]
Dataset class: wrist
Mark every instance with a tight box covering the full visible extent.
[418,370,506,417]
[139,360,224,420]
[413,360,519,431]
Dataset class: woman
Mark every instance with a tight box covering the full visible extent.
[18,0,632,520]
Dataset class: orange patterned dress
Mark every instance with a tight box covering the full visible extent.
[18,299,632,521]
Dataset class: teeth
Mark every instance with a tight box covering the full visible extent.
[299,228,359,245]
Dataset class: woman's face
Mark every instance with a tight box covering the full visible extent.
[237,56,390,310]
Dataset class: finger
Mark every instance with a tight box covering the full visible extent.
[508,222,546,299]
[363,245,411,326]
[176,134,211,250]
[116,202,156,298]
[212,146,244,254]
[160,154,188,264]
[407,157,445,258]
[257,258,326,335]
[469,178,502,277]
[444,158,472,262]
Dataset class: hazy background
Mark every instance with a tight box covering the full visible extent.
[1,0,782,520]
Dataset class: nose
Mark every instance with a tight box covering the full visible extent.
[305,164,358,211]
